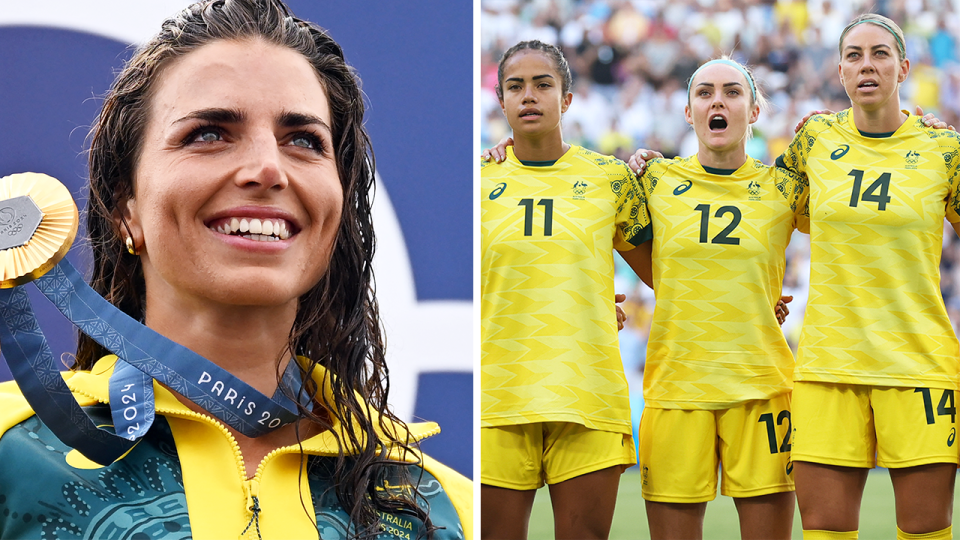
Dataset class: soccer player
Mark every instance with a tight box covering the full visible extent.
[480,40,651,539]
[775,14,960,540]
[631,58,807,540]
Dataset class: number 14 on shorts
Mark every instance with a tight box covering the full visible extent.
[915,388,956,424]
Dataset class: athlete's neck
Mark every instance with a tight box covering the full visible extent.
[852,101,908,134]
[697,146,747,171]
[143,285,297,398]
[512,132,570,162]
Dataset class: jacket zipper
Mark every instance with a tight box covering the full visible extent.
[69,386,443,538]
[242,480,262,540]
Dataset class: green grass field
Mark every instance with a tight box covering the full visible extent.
[527,469,955,539]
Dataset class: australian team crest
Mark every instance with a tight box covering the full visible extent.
[748,179,761,201]
[906,150,919,170]
[573,180,587,200]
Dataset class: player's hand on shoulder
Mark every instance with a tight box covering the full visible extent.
[794,110,833,133]
[916,106,955,131]
[628,148,664,176]
[481,136,515,163]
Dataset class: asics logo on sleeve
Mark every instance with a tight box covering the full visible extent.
[831,144,850,160]
[490,183,507,200]
[673,180,693,195]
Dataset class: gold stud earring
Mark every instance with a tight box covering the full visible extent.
[125,236,138,256]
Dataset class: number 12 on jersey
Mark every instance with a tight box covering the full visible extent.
[695,204,741,245]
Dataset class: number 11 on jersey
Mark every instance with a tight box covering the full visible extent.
[518,198,554,236]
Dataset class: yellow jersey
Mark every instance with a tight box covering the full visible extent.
[481,145,651,434]
[642,155,808,409]
[777,110,960,389]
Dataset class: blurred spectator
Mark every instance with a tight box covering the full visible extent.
[930,18,958,68]
[481,0,957,165]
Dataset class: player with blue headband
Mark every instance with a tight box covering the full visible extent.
[625,56,807,540]
[688,58,757,105]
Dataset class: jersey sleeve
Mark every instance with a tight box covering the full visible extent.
[640,158,668,199]
[938,131,960,223]
[612,160,652,250]
[632,157,672,245]
[775,114,830,177]
[775,165,810,234]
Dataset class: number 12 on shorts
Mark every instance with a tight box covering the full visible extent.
[759,410,792,454]
[915,388,956,424]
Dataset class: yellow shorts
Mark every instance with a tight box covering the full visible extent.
[480,422,636,490]
[792,381,959,468]
[638,394,794,503]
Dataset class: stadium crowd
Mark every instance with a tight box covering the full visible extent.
[480,0,960,387]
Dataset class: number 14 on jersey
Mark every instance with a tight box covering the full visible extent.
[848,169,891,211]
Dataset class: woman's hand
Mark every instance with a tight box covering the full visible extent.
[916,106,955,131]
[616,293,627,331]
[481,136,515,163]
[776,295,793,326]
[795,106,954,133]
[627,148,664,176]
[794,110,834,133]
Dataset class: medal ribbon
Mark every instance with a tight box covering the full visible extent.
[0,259,306,464]
[0,284,135,463]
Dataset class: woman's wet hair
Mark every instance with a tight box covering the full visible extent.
[83,0,435,536]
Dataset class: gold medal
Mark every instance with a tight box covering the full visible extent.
[0,173,78,288]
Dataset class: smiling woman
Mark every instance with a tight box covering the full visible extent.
[127,39,343,326]
[0,1,470,539]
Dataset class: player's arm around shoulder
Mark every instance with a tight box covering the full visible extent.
[773,164,811,234]
[611,155,658,288]
[607,157,653,249]
[935,128,960,233]
[776,112,835,174]
[641,156,678,187]
[632,156,684,205]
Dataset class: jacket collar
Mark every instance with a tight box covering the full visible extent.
[66,356,439,457]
